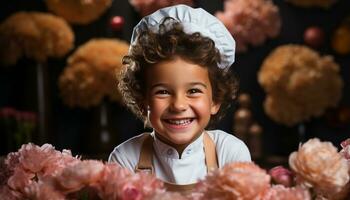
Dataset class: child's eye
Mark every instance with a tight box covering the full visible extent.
[188,88,202,94]
[155,90,169,95]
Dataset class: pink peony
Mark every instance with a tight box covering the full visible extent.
[0,185,22,200]
[17,143,58,174]
[94,163,132,200]
[268,166,294,187]
[7,168,34,192]
[289,138,349,198]
[129,0,194,16]
[340,138,350,176]
[24,181,65,200]
[0,155,16,186]
[15,143,79,179]
[262,185,311,200]
[148,191,189,200]
[196,162,271,200]
[122,184,142,200]
[42,149,80,177]
[340,138,350,160]
[55,160,105,193]
[94,163,164,200]
[215,0,281,52]
[123,172,165,199]
[1,143,81,198]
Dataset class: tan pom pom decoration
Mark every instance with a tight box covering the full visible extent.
[45,0,112,25]
[59,38,129,108]
[258,44,343,126]
[0,12,74,66]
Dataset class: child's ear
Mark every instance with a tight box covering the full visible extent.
[210,102,221,115]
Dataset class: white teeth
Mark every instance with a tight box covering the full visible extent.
[167,119,192,125]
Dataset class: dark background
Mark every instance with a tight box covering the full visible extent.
[0,0,349,164]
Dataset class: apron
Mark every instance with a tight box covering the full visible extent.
[135,132,218,194]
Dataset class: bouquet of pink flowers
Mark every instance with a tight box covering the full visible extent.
[0,143,164,200]
[1,138,349,200]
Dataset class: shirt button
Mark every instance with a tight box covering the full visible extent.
[186,149,192,154]
[167,149,173,155]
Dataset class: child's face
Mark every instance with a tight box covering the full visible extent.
[145,57,221,146]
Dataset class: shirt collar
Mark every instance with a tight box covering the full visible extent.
[151,131,204,159]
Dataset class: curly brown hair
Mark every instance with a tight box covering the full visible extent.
[118,18,239,127]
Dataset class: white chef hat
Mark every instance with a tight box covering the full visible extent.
[130,4,236,69]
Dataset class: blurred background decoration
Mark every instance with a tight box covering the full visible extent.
[0,11,74,66]
[0,0,349,166]
[58,38,128,108]
[0,107,37,153]
[215,0,281,52]
[286,0,338,8]
[258,44,343,127]
[58,38,129,159]
[0,11,74,146]
[128,0,194,17]
[45,0,113,25]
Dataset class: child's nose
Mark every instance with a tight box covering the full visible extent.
[170,95,188,112]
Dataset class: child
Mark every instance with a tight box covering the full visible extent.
[109,4,251,192]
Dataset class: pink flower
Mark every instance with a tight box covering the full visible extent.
[340,138,350,160]
[5,153,20,169]
[289,138,349,197]
[215,0,281,52]
[0,107,17,118]
[94,163,164,200]
[268,166,294,187]
[262,185,311,200]
[17,143,58,174]
[122,184,142,200]
[149,191,189,200]
[0,185,22,200]
[124,172,165,199]
[341,139,350,148]
[24,181,65,200]
[129,0,194,16]
[196,162,271,200]
[0,156,15,186]
[42,149,80,177]
[94,163,132,200]
[14,143,80,181]
[7,168,34,194]
[55,160,105,193]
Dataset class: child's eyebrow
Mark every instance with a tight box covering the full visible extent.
[150,82,208,89]
[150,83,168,89]
[188,82,207,88]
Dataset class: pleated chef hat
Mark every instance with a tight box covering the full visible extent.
[130,4,236,69]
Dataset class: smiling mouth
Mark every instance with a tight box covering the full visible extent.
[163,118,194,126]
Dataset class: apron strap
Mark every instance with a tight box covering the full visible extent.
[135,132,218,174]
[163,182,197,193]
[135,133,154,174]
[203,132,219,171]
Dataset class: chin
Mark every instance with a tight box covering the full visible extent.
[170,136,194,145]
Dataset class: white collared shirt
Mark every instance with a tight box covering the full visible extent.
[108,130,251,184]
